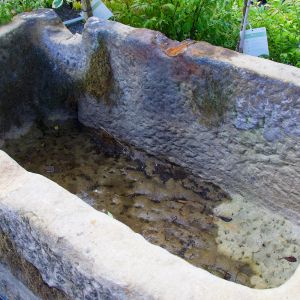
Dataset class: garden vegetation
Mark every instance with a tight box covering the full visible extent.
[0,0,299,67]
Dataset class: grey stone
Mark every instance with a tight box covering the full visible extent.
[0,263,40,300]
[0,10,79,139]
[0,10,300,299]
[1,9,300,224]
[78,18,300,225]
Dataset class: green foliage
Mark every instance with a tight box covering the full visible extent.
[72,1,81,10]
[0,0,79,24]
[105,0,242,49]
[0,0,53,24]
[104,0,300,67]
[1,0,298,67]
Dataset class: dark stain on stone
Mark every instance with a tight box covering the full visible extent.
[190,73,232,127]
[90,127,128,157]
[153,163,188,183]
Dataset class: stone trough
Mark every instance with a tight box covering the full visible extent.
[0,9,300,299]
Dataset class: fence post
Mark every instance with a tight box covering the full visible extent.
[238,0,251,53]
[82,0,93,20]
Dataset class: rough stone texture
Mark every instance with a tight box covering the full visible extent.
[0,10,79,141]
[0,150,300,299]
[1,11,300,224]
[78,18,300,224]
[1,10,300,299]
[0,263,41,300]
[0,230,69,299]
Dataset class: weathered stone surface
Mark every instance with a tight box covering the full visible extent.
[0,150,300,299]
[0,230,69,299]
[0,263,41,300]
[0,10,78,141]
[1,10,300,299]
[78,18,300,224]
[1,11,300,224]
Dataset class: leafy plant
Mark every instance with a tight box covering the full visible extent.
[72,1,82,10]
[104,0,300,67]
[1,0,299,67]
[0,0,80,24]
[0,0,53,24]
[104,0,243,48]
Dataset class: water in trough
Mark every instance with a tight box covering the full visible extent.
[2,121,299,289]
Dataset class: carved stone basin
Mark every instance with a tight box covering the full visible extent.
[0,9,300,300]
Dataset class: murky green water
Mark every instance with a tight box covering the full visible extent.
[1,121,262,287]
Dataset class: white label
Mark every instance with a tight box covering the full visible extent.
[242,27,269,57]
[91,0,113,19]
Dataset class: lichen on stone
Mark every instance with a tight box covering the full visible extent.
[83,43,114,105]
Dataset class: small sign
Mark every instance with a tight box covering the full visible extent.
[92,0,113,19]
[242,27,269,57]
[80,0,113,20]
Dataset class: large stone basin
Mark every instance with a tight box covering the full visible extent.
[0,9,300,299]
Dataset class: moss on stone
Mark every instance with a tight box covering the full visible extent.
[83,44,114,104]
